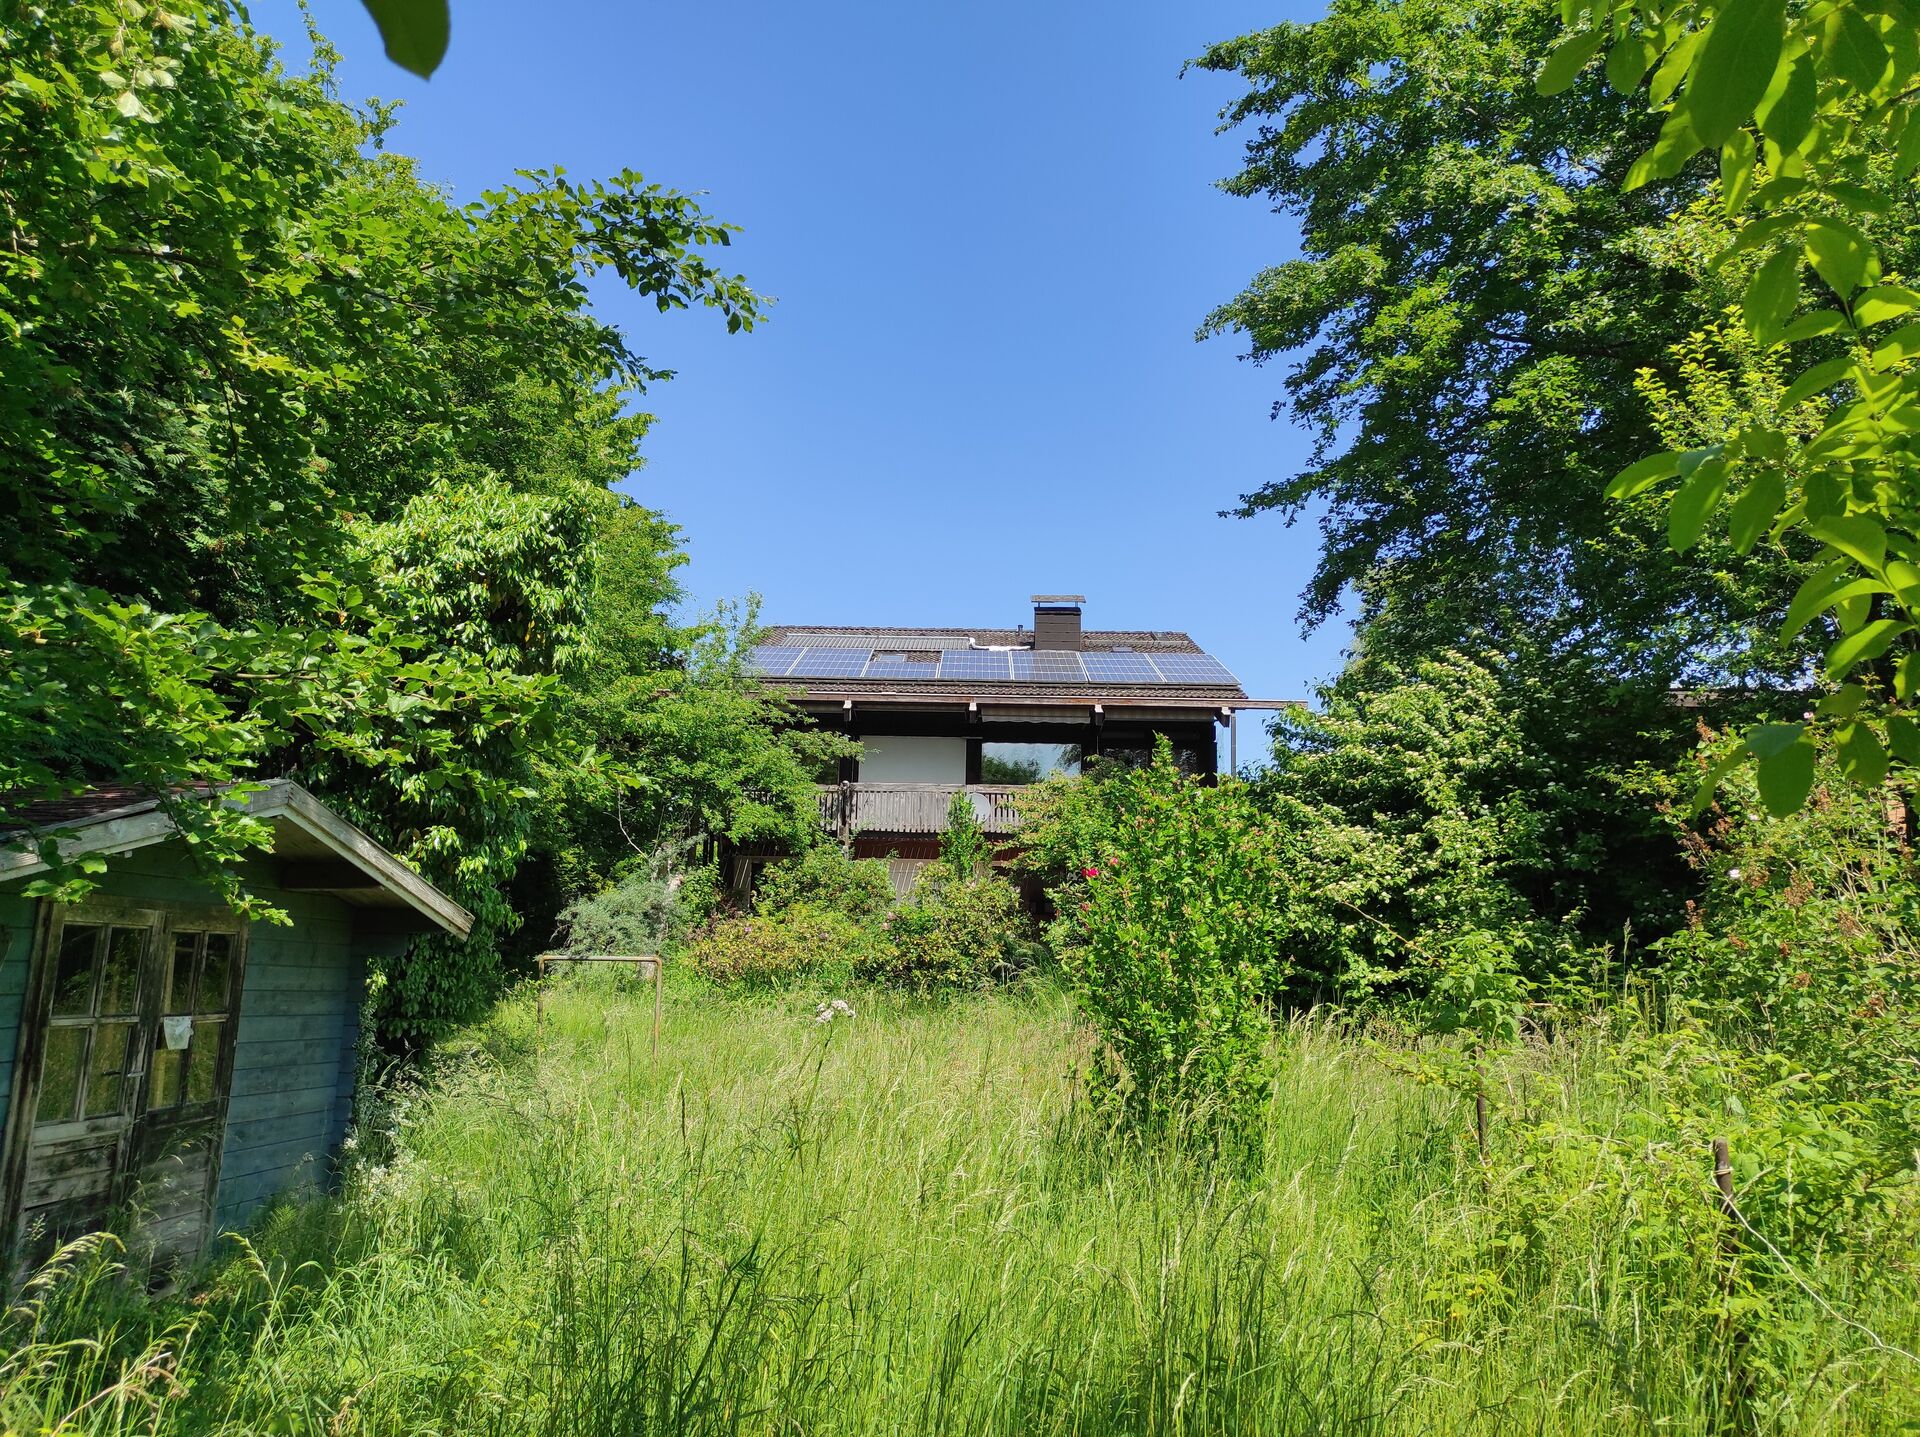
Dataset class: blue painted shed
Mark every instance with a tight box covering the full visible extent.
[0,782,470,1269]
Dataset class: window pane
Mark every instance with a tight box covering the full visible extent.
[148,1049,184,1111]
[99,926,145,1016]
[167,932,199,1012]
[84,1022,133,1117]
[198,933,231,1013]
[36,1026,85,1124]
[980,742,1082,784]
[49,925,101,1016]
[186,1020,223,1103]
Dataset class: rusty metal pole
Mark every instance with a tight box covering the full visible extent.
[536,955,547,1035]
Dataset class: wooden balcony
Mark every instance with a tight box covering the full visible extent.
[816,783,1026,838]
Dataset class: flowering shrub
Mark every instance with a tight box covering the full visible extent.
[857,868,1026,992]
[1064,739,1304,1145]
[682,904,873,989]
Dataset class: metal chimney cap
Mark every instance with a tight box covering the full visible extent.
[1030,594,1085,606]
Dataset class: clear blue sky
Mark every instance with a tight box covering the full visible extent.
[259,0,1347,704]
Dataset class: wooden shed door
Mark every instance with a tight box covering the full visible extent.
[7,903,162,1260]
[124,918,245,1266]
[6,903,246,1269]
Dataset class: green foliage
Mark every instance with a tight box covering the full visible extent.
[0,3,768,1039]
[359,0,449,78]
[755,844,893,928]
[1193,0,1797,682]
[1556,0,1920,810]
[861,869,1025,993]
[682,905,869,990]
[1060,741,1296,1144]
[939,791,990,880]
[555,867,692,958]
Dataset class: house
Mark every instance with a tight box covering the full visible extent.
[742,595,1278,895]
[0,781,471,1271]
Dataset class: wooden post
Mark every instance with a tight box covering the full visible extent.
[650,957,662,1070]
[1713,1136,1736,1221]
[536,955,547,1034]
[1712,1136,1753,1425]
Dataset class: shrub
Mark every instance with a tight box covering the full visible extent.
[940,791,990,878]
[756,844,892,927]
[682,904,871,990]
[860,868,1025,992]
[556,868,688,956]
[1063,740,1302,1145]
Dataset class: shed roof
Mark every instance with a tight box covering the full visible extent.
[1,781,472,937]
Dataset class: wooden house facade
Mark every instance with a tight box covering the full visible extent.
[743,595,1272,894]
[0,782,470,1272]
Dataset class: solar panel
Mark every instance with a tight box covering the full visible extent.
[786,647,870,679]
[936,649,1013,680]
[864,653,938,680]
[1083,652,1160,683]
[748,645,803,677]
[1011,650,1087,682]
[1147,654,1240,685]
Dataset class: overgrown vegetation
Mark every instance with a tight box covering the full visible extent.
[4,983,1916,1435]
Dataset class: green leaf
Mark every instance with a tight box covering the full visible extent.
[1804,220,1876,296]
[1626,107,1705,190]
[1886,713,1920,762]
[1652,30,1707,105]
[1870,321,1920,369]
[1897,111,1920,176]
[1747,721,1808,760]
[1781,309,1850,342]
[1825,618,1911,678]
[1539,30,1606,95]
[1815,682,1869,717]
[1755,53,1816,151]
[1668,460,1728,550]
[1607,449,1686,499]
[1728,469,1786,551]
[1690,743,1753,814]
[1807,513,1889,572]
[1837,721,1890,788]
[1721,130,1757,213]
[1689,0,1786,147]
[1780,355,1855,408]
[1852,286,1920,328]
[1901,654,1920,701]
[1751,731,1816,814]
[1821,8,1891,94]
[359,0,451,79]
[1742,246,1799,341]
[1607,34,1660,94]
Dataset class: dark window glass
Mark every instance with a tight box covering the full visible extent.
[980,742,1081,785]
[198,933,231,1013]
[186,1021,223,1103]
[84,1022,132,1117]
[50,925,101,1016]
[167,931,199,1012]
[148,1049,184,1111]
[36,1027,85,1124]
[99,926,145,1016]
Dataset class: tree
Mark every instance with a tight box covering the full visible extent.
[1547,0,1920,815]
[0,4,761,1038]
[1194,0,1812,684]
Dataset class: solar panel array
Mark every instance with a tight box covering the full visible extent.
[748,643,1239,688]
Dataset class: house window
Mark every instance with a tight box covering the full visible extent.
[980,742,1081,784]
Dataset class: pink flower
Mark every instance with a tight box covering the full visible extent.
[1082,866,1100,879]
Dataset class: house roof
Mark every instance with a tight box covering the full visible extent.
[1,781,472,937]
[751,624,1249,705]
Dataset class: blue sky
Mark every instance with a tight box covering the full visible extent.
[259,0,1347,704]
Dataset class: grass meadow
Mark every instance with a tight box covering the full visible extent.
[3,974,1917,1435]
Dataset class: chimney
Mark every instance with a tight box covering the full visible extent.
[1031,594,1085,651]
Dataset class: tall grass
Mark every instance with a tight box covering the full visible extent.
[3,977,1916,1434]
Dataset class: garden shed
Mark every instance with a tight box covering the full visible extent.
[0,781,471,1271]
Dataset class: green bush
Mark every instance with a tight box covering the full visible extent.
[681,904,869,990]
[860,868,1025,992]
[1063,740,1302,1145]
[756,844,892,927]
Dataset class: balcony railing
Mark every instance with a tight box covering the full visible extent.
[816,783,1026,838]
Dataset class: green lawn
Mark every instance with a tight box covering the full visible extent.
[5,977,1916,1435]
